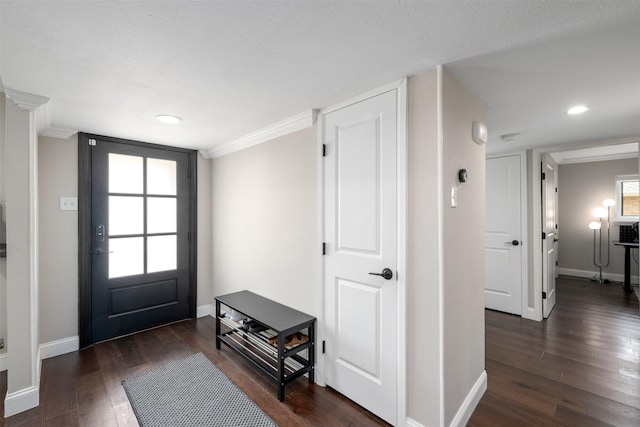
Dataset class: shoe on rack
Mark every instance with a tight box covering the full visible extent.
[268,332,308,347]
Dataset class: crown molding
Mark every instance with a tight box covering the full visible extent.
[553,151,638,165]
[40,127,78,140]
[551,141,639,164]
[4,88,49,111]
[202,109,318,159]
[4,88,77,138]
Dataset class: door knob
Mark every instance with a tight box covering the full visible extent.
[369,268,393,280]
[505,240,520,246]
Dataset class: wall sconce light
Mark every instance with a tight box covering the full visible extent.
[588,199,615,283]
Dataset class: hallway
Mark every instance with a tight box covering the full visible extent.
[469,276,640,426]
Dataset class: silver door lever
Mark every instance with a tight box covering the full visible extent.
[94,248,114,255]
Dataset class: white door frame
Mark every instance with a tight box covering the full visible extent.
[528,149,546,321]
[315,78,407,425]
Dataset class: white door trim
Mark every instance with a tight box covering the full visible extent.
[315,78,407,425]
[486,152,531,320]
[529,150,544,321]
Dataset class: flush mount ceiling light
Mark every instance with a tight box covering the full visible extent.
[156,114,183,124]
[567,105,588,115]
[498,132,520,142]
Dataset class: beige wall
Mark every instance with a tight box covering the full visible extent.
[36,137,214,345]
[38,136,79,343]
[441,68,486,425]
[211,126,318,315]
[558,158,639,279]
[406,69,442,425]
[197,154,213,307]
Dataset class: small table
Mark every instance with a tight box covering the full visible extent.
[215,290,316,401]
[613,241,638,293]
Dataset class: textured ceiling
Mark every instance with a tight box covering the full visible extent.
[1,1,639,154]
[447,20,640,155]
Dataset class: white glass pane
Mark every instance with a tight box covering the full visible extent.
[147,158,177,195]
[109,153,143,194]
[109,196,143,236]
[622,181,639,216]
[147,235,177,273]
[147,197,177,234]
[109,237,144,278]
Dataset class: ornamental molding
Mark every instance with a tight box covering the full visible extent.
[201,109,318,159]
[4,88,76,138]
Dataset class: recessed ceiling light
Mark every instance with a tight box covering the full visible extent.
[156,114,183,124]
[567,105,588,115]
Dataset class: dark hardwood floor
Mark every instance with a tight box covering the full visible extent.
[1,275,638,426]
[469,276,640,427]
[0,315,389,427]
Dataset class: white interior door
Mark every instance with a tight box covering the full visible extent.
[323,89,397,425]
[542,160,557,318]
[485,155,522,315]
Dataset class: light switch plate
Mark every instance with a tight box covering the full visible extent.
[59,197,78,211]
[450,185,457,208]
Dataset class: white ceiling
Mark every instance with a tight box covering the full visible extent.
[1,1,639,156]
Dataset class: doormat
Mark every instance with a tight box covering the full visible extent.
[122,352,278,427]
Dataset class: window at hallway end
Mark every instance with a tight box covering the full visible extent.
[615,174,639,222]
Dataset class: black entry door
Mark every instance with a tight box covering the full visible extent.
[79,133,197,345]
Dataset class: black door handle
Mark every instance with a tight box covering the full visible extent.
[369,268,393,280]
[504,240,520,246]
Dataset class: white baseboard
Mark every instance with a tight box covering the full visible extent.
[557,268,638,284]
[4,385,39,418]
[39,336,79,360]
[449,370,487,427]
[0,353,6,372]
[197,304,215,318]
[406,417,426,427]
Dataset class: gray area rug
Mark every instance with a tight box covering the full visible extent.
[122,352,278,427]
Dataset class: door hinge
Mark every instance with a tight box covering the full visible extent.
[88,138,97,146]
[541,172,546,180]
[322,144,327,157]
[542,232,546,239]
[555,260,558,266]
[555,187,558,193]
[542,291,547,299]
[322,340,325,354]
[322,242,326,255]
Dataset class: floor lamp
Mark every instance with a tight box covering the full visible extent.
[589,198,615,284]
